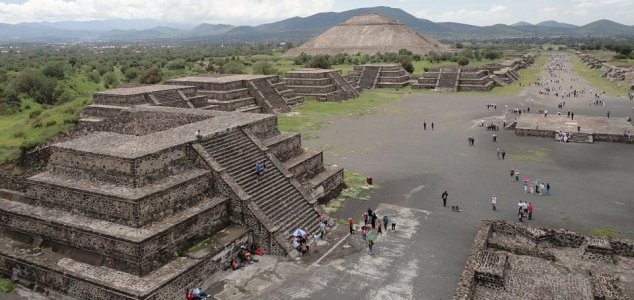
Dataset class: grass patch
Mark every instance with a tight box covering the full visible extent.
[278,89,404,136]
[0,277,15,293]
[571,55,629,97]
[509,148,551,163]
[591,227,618,238]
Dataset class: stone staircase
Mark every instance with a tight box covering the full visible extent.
[197,86,261,113]
[200,130,321,237]
[249,78,291,113]
[327,71,359,98]
[436,71,459,92]
[268,77,304,106]
[358,66,380,89]
[149,90,190,108]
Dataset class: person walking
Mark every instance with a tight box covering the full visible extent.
[491,194,497,211]
[371,212,377,229]
[546,183,551,195]
[348,218,354,234]
[368,239,374,255]
[391,218,396,231]
[382,215,389,231]
[510,169,515,182]
[423,121,427,130]
[501,150,506,160]
[431,122,434,130]
[493,133,497,142]
[441,191,448,207]
[528,202,534,220]
[377,220,383,234]
[497,148,501,159]
[255,162,263,180]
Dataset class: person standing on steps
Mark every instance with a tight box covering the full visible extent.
[255,161,263,180]
[442,191,448,207]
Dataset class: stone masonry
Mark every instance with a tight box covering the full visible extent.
[454,220,634,300]
[283,68,359,102]
[0,106,344,299]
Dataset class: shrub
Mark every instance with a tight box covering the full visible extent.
[166,58,187,70]
[29,110,42,119]
[307,55,331,69]
[252,61,278,75]
[401,60,414,73]
[42,62,66,79]
[457,57,470,66]
[45,120,57,127]
[13,69,57,104]
[87,70,101,83]
[124,68,140,81]
[103,72,119,88]
[139,66,163,84]
[221,61,245,74]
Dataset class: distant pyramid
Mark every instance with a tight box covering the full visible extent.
[284,13,450,57]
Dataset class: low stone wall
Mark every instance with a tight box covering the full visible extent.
[289,85,337,94]
[283,77,332,86]
[285,72,329,79]
[288,152,323,182]
[515,128,557,138]
[589,272,624,300]
[199,88,249,101]
[473,251,508,289]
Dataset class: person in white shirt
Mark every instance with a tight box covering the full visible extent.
[491,194,497,211]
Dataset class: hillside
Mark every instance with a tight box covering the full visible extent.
[0,6,632,42]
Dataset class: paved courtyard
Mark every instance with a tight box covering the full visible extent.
[260,54,634,299]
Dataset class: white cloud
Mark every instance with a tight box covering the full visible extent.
[0,0,335,24]
[422,4,511,25]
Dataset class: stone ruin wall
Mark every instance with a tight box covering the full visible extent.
[453,220,634,299]
[0,228,252,300]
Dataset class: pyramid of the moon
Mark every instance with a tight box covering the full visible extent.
[284,13,451,57]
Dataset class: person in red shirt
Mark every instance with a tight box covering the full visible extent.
[348,217,354,234]
[528,202,533,220]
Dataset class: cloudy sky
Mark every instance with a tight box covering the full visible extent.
[0,0,632,26]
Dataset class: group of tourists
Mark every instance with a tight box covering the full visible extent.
[348,207,396,255]
[516,201,534,222]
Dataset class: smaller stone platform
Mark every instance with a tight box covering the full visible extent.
[513,114,634,144]
[454,220,634,300]
[283,68,358,102]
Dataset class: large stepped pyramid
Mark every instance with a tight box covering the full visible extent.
[0,106,343,299]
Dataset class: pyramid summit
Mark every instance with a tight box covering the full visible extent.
[284,13,451,57]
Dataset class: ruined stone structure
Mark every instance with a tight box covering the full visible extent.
[81,75,302,125]
[283,68,359,102]
[454,220,634,299]
[284,13,450,57]
[0,106,343,299]
[346,64,410,90]
[579,53,634,91]
[412,56,532,92]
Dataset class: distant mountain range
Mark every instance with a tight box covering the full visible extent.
[0,6,632,43]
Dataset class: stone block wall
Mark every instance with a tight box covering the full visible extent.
[0,228,252,300]
[27,170,212,228]
[288,152,324,182]
[266,134,302,162]
[93,94,148,106]
[0,198,229,276]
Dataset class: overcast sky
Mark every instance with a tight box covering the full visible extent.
[0,0,632,25]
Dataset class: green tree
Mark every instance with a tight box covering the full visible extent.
[124,68,140,81]
[307,55,331,69]
[166,58,187,70]
[401,59,414,73]
[222,61,245,74]
[42,62,66,80]
[139,66,163,84]
[457,57,470,66]
[87,70,101,83]
[103,72,120,88]
[252,61,278,75]
[13,69,57,104]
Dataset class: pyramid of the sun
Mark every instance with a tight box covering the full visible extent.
[284,13,450,57]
